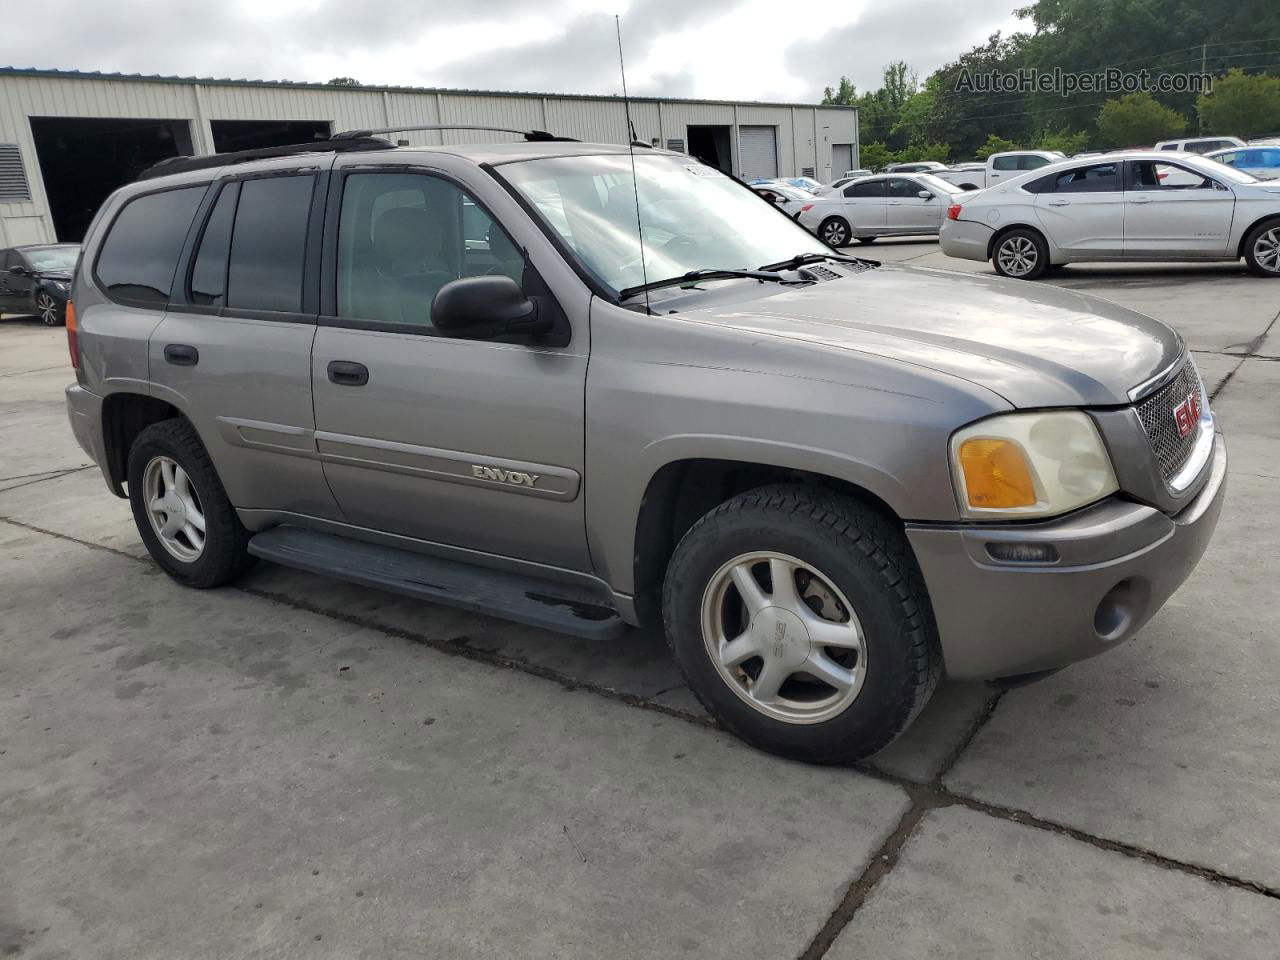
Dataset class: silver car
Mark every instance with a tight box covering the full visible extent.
[940,151,1280,279]
[797,173,968,245]
[64,132,1225,763]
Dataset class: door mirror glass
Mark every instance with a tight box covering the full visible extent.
[918,190,933,200]
[431,275,547,341]
[8,263,28,276]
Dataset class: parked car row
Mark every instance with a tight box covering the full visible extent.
[796,173,970,245]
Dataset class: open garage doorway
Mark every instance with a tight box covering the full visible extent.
[686,125,732,174]
[211,119,331,152]
[29,117,193,242]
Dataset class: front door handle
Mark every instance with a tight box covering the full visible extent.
[1047,200,1070,206]
[163,344,199,366]
[1128,197,1153,204]
[327,360,369,386]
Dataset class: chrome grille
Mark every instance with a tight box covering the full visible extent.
[1135,359,1204,484]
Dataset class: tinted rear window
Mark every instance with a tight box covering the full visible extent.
[96,186,205,305]
[189,182,239,306]
[227,175,314,313]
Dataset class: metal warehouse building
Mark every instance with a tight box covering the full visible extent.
[0,67,858,245]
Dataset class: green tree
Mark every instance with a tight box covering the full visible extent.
[327,77,362,87]
[1035,127,1089,155]
[975,134,1020,159]
[1096,93,1185,147]
[1198,69,1280,138]
[858,142,898,172]
[904,141,952,163]
[822,77,857,106]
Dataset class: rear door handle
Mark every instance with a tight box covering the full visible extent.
[1047,200,1070,206]
[163,344,199,366]
[327,360,369,387]
[1128,197,1153,204]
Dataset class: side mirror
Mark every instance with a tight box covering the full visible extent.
[8,264,28,276]
[918,190,934,200]
[431,275,548,341]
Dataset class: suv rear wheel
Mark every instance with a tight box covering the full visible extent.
[127,418,255,588]
[663,485,940,764]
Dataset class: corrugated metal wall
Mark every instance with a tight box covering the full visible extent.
[0,72,856,244]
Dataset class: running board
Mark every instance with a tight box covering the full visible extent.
[247,526,628,641]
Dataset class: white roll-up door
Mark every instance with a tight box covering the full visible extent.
[831,143,853,176]
[738,126,779,179]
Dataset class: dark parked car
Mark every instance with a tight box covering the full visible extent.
[0,243,79,325]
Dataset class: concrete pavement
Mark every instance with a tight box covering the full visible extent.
[2,249,1278,957]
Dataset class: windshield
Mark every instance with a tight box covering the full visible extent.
[23,245,79,271]
[1190,155,1258,184]
[499,153,830,296]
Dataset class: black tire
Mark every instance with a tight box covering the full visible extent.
[35,291,62,326]
[991,228,1049,280]
[127,418,255,588]
[1242,218,1280,277]
[662,485,941,764]
[819,216,851,248]
[856,236,877,245]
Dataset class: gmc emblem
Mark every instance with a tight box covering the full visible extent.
[1173,392,1201,438]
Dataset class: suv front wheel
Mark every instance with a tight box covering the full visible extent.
[127,418,255,588]
[663,485,940,764]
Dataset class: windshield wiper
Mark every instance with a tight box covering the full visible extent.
[618,268,788,301]
[756,252,873,272]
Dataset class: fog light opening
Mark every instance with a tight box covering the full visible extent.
[1094,578,1151,643]
[985,541,1060,564]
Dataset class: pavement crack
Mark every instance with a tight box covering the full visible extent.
[0,464,93,493]
[932,689,1005,783]
[1211,305,1280,401]
[797,787,938,960]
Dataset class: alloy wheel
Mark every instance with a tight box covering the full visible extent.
[700,551,867,724]
[997,236,1038,277]
[1255,228,1280,274]
[36,293,59,325]
[143,456,207,562]
[822,220,849,247]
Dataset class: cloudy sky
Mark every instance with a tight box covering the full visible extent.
[4,0,1027,102]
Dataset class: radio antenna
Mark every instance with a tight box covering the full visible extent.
[616,15,651,314]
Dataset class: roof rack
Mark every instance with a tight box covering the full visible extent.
[135,136,393,181]
[331,123,578,143]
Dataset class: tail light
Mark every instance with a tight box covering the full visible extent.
[800,203,813,213]
[946,204,963,221]
[65,300,79,369]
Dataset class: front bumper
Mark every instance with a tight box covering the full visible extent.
[906,434,1227,680]
[938,218,993,262]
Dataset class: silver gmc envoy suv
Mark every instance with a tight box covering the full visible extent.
[63,129,1226,763]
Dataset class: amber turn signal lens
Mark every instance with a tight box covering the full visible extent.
[65,299,79,370]
[957,438,1036,509]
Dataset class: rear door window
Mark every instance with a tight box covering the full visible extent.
[992,155,1020,171]
[227,175,315,314]
[848,180,886,198]
[95,186,206,305]
[1019,155,1052,170]
[1040,162,1120,193]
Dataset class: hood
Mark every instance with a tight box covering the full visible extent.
[36,271,72,282]
[672,264,1181,408]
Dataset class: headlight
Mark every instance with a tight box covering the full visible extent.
[52,281,69,291]
[950,411,1118,519]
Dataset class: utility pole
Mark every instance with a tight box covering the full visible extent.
[1198,43,1206,134]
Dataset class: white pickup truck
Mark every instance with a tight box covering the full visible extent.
[933,150,1064,190]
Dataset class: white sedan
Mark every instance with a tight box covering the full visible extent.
[751,181,817,217]
[939,151,1280,279]
[797,173,969,246]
